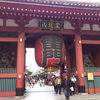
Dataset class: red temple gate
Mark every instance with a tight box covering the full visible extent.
[0,0,100,97]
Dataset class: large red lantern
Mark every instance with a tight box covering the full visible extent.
[35,35,65,71]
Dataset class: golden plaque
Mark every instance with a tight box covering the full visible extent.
[45,67,57,72]
[87,72,94,80]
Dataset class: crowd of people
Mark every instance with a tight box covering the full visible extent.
[25,76,51,88]
[26,77,36,88]
[25,74,76,100]
[53,74,77,100]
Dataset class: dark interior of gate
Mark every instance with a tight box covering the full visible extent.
[25,33,75,48]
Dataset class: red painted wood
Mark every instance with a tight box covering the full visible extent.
[16,32,25,88]
[66,44,71,77]
[25,28,76,35]
[0,3,95,14]
[81,31,100,35]
[0,91,16,97]
[60,29,76,35]
[75,33,85,86]
[3,19,6,27]
[85,88,100,93]
[0,2,99,14]
[70,47,76,69]
[0,37,18,42]
[0,26,76,35]
[0,26,19,32]
[82,40,100,44]
[0,73,17,78]
[0,26,75,35]
[0,26,100,36]
[84,72,100,76]
[1,2,100,21]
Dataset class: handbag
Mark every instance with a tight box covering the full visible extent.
[71,86,74,91]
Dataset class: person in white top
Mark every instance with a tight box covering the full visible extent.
[71,74,77,95]
[55,76,62,94]
[42,79,45,86]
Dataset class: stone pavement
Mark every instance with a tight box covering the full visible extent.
[0,82,100,100]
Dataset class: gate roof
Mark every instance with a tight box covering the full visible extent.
[0,0,100,23]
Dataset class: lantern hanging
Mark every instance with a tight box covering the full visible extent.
[35,35,65,72]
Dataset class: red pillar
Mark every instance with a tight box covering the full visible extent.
[75,33,85,93]
[16,32,25,96]
[66,44,71,77]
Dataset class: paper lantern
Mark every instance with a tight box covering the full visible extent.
[35,35,65,71]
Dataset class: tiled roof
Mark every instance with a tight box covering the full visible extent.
[0,0,100,10]
[0,0,100,22]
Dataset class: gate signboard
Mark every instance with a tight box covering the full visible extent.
[39,20,63,30]
[87,72,94,80]
[87,72,95,94]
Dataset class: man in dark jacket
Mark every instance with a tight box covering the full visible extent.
[62,76,71,100]
[53,75,56,92]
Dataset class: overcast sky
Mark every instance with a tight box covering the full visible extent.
[26,48,38,72]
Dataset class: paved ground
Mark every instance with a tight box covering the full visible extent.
[0,82,100,100]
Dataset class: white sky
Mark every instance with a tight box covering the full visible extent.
[26,48,38,72]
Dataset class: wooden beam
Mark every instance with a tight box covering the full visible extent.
[60,29,75,35]
[81,30,100,35]
[0,37,18,42]
[84,72,100,76]
[0,26,76,35]
[24,28,76,35]
[82,40,100,44]
[68,43,75,49]
[0,92,16,97]
[0,26,19,32]
[0,73,17,78]
[0,26,100,36]
[25,42,35,48]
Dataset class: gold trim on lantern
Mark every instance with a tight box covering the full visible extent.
[45,67,57,72]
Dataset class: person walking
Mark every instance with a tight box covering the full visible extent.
[32,78,35,87]
[69,77,73,96]
[39,78,42,87]
[53,75,57,92]
[42,78,45,86]
[28,78,33,88]
[55,76,62,94]
[62,76,71,100]
[71,74,77,95]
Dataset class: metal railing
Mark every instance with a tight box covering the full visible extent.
[0,68,16,73]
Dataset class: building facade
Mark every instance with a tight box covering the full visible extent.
[0,0,100,97]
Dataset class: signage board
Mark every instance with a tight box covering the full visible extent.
[87,72,94,80]
[39,20,63,30]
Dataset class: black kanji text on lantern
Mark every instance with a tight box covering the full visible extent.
[41,35,64,67]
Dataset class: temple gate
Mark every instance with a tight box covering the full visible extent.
[0,0,100,97]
